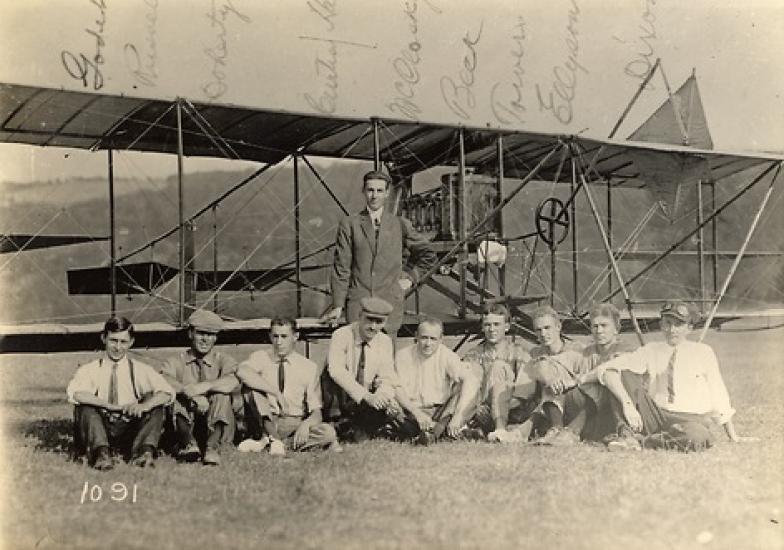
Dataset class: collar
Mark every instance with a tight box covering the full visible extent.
[351,322,375,347]
[185,348,217,367]
[368,207,383,224]
[267,348,298,362]
[102,355,129,368]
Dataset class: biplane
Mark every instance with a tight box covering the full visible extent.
[0,60,782,353]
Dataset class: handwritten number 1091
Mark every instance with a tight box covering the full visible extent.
[80,482,138,503]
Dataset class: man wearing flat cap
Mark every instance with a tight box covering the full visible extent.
[321,170,436,337]
[324,297,402,440]
[584,300,753,451]
[160,309,240,465]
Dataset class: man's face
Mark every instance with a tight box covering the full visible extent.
[416,323,442,358]
[270,324,297,357]
[189,328,218,357]
[533,315,561,349]
[661,317,691,346]
[481,313,509,345]
[591,315,618,347]
[102,329,134,362]
[358,312,387,342]
[363,178,388,212]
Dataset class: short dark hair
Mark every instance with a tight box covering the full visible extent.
[362,170,391,189]
[270,317,297,332]
[589,302,621,330]
[102,316,135,338]
[481,303,510,322]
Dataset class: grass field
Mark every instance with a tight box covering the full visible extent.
[0,327,782,550]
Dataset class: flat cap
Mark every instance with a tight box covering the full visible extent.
[360,297,393,317]
[660,301,694,324]
[187,309,223,333]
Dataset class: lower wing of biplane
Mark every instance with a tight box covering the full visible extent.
[0,70,782,353]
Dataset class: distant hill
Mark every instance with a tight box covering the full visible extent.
[0,160,782,325]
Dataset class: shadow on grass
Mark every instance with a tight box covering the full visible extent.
[22,418,75,455]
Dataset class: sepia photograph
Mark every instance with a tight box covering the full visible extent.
[0,1,782,548]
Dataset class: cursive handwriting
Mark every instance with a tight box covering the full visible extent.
[124,0,159,87]
[490,16,527,125]
[440,21,484,120]
[202,0,251,100]
[60,0,107,90]
[623,0,657,83]
[534,0,587,124]
[307,0,337,32]
[386,0,441,121]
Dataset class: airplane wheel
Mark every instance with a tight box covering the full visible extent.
[535,197,570,247]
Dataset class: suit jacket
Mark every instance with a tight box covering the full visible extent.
[331,208,436,329]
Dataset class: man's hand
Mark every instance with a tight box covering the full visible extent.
[183,383,206,399]
[364,392,389,410]
[292,423,310,449]
[446,417,464,438]
[622,401,643,432]
[398,277,413,291]
[191,395,210,414]
[122,401,149,418]
[319,307,343,326]
[414,411,435,432]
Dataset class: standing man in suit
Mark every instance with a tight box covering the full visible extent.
[321,170,436,337]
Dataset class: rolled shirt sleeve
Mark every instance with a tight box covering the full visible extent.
[702,347,735,424]
[596,346,650,386]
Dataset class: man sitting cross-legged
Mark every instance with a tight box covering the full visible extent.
[518,306,586,445]
[160,309,240,466]
[237,317,340,456]
[554,303,633,445]
[67,317,174,470]
[587,301,754,451]
[461,304,534,442]
[391,318,480,444]
[323,297,401,442]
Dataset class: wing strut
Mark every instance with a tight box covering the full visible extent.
[571,141,646,345]
[699,162,783,340]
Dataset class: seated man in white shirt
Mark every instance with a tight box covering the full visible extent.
[588,301,751,451]
[324,297,401,442]
[67,317,174,470]
[392,318,480,444]
[237,317,339,456]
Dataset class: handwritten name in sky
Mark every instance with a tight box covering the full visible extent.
[386,0,442,121]
[440,21,484,120]
[534,0,588,125]
[202,0,251,100]
[60,0,107,90]
[622,0,657,83]
[490,16,528,125]
[124,0,160,87]
[301,1,376,115]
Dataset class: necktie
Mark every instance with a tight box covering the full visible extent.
[278,356,286,393]
[195,357,207,383]
[666,346,678,403]
[108,362,119,405]
[357,342,368,387]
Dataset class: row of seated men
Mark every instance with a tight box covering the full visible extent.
[67,296,749,470]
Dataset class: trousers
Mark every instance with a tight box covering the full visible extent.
[609,371,715,451]
[74,405,165,459]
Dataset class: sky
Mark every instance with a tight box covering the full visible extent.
[0,0,782,184]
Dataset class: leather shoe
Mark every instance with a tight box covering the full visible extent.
[92,447,114,471]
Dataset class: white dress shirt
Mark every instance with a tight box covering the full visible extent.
[597,340,735,424]
[67,355,174,407]
[395,344,474,408]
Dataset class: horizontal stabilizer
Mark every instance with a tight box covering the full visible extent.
[0,234,108,254]
[68,262,178,295]
[67,263,328,295]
